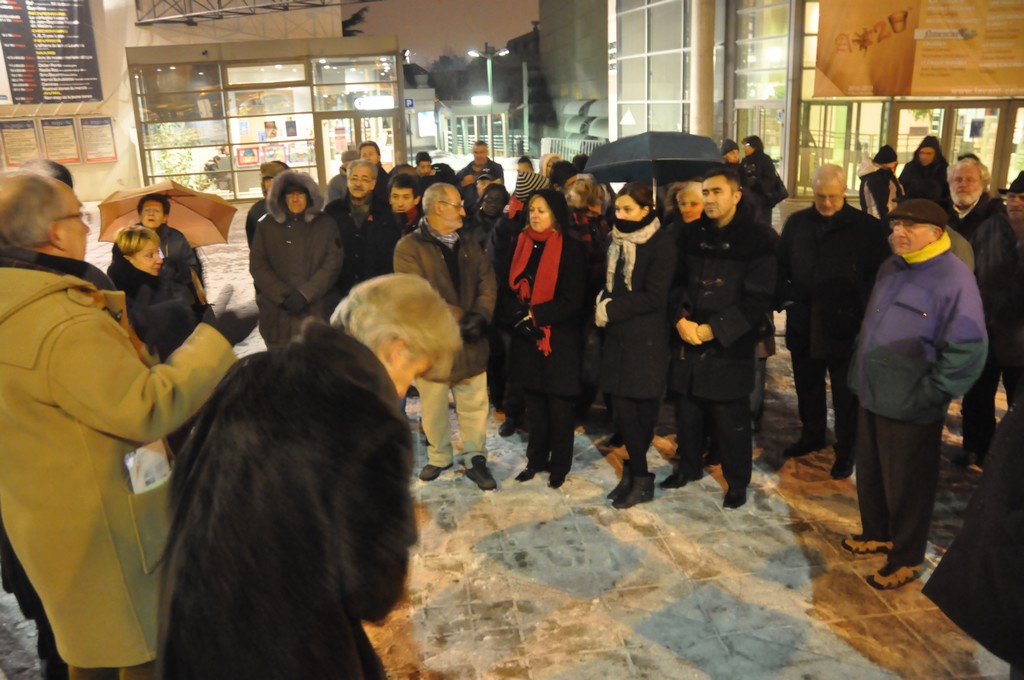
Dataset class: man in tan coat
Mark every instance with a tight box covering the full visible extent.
[0,172,238,677]
[394,183,498,489]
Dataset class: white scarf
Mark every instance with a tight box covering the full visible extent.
[606,217,661,292]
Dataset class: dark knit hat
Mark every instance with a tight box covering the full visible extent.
[999,171,1024,195]
[720,139,739,156]
[514,171,550,201]
[889,198,948,228]
[873,145,897,164]
[260,160,289,179]
[476,170,498,183]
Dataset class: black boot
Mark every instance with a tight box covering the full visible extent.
[613,473,655,509]
[606,466,633,501]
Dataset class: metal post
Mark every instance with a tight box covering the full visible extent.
[522,60,530,156]
[486,52,494,152]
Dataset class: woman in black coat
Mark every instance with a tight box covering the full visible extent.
[107,225,200,361]
[598,182,677,508]
[923,381,1024,675]
[741,135,786,221]
[502,189,586,488]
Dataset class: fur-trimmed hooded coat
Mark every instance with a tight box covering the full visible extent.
[157,322,415,680]
[249,171,344,348]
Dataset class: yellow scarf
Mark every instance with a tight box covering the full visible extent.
[900,229,951,264]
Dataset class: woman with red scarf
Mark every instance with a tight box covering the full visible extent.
[503,189,587,488]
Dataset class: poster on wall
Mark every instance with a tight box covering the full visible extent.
[0,0,103,104]
[41,118,81,164]
[815,0,1024,97]
[0,119,40,167]
[79,117,117,163]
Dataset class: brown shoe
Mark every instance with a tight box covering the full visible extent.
[866,563,922,590]
[840,535,893,555]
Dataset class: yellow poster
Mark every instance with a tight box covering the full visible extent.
[815,0,1024,97]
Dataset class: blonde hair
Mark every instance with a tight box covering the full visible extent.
[566,173,606,211]
[330,274,461,380]
[116,225,160,257]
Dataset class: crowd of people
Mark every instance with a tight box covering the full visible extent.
[0,132,1022,676]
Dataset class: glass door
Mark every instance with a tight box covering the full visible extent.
[890,104,945,166]
[950,106,1001,172]
[316,113,395,188]
[1000,104,1023,189]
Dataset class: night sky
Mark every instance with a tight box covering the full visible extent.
[356,0,540,66]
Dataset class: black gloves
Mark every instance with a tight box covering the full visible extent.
[459,311,489,344]
[282,289,309,315]
[513,314,544,341]
[204,305,258,346]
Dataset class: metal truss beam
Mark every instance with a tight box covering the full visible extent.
[135,0,376,26]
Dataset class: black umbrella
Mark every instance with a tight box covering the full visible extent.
[584,132,723,184]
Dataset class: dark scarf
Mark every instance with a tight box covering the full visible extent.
[0,246,115,290]
[107,245,161,304]
[509,227,562,356]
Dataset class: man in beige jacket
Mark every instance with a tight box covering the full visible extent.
[0,171,239,678]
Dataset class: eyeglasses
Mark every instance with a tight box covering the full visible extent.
[437,200,464,211]
[54,211,92,226]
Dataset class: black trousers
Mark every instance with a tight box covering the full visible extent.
[855,408,943,567]
[524,390,576,476]
[675,393,752,492]
[497,331,526,420]
[610,395,660,476]
[961,355,1021,464]
[790,349,857,461]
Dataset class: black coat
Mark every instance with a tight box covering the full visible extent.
[323,196,397,299]
[158,323,414,680]
[668,206,777,401]
[858,167,903,221]
[501,234,587,397]
[599,224,677,400]
[950,192,1005,244]
[741,150,784,212]
[777,203,891,360]
[899,158,951,207]
[923,381,1024,668]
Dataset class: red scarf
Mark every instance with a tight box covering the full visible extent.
[507,195,525,219]
[508,227,562,356]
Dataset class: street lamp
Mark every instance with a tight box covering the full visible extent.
[467,42,509,154]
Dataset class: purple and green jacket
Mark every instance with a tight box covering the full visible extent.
[851,238,987,424]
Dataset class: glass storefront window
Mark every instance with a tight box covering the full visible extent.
[313,84,397,113]
[619,57,647,101]
[894,107,944,163]
[312,57,396,85]
[141,120,228,149]
[736,37,789,72]
[138,92,224,122]
[132,64,221,95]
[1008,108,1024,187]
[225,87,313,117]
[649,52,682,101]
[736,69,787,101]
[951,108,1001,171]
[146,144,231,191]
[618,9,646,57]
[736,5,789,40]
[619,103,646,137]
[649,103,683,132]
[228,113,315,145]
[649,1,683,52]
[225,62,306,85]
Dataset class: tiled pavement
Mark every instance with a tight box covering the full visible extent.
[364,371,1010,679]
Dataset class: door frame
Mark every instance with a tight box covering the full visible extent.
[313,109,404,190]
[888,100,1015,186]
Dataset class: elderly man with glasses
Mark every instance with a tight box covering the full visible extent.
[0,171,245,678]
[844,198,987,590]
[394,182,498,490]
